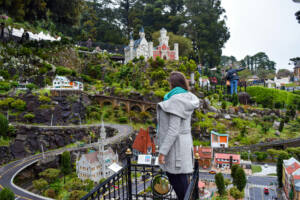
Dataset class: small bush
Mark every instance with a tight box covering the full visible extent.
[0,187,14,200]
[33,178,48,191]
[221,101,227,109]
[26,83,38,91]
[89,112,101,121]
[232,93,239,106]
[11,99,26,111]
[56,66,72,76]
[39,95,51,103]
[0,82,11,91]
[230,186,244,199]
[44,188,56,198]
[118,116,128,123]
[24,113,35,122]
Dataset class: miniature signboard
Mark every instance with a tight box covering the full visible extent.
[137,155,152,165]
[108,163,122,172]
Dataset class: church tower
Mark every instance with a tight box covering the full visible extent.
[159,28,169,47]
[139,27,145,39]
[98,121,106,177]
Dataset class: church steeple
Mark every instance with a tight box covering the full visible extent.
[139,27,145,39]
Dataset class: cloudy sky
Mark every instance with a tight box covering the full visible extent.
[221,0,300,71]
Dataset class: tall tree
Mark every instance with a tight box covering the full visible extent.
[235,167,247,191]
[215,172,226,196]
[277,153,289,188]
[61,151,72,184]
[185,0,230,67]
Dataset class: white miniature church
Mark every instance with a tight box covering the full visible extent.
[76,122,119,183]
[124,27,179,63]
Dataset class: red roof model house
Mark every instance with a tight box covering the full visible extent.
[214,153,240,169]
[194,146,212,169]
[283,157,300,200]
[132,128,155,158]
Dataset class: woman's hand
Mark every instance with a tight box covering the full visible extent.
[158,154,165,164]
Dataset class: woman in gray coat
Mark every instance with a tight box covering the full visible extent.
[157,71,199,200]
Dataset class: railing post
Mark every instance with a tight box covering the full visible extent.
[194,153,200,200]
[126,148,132,200]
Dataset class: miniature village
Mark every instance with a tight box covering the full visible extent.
[0,1,300,200]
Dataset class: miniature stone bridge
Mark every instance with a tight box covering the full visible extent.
[92,94,157,113]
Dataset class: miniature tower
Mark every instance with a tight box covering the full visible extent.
[129,33,134,61]
[139,27,145,39]
[148,42,153,58]
[174,43,179,60]
[98,120,106,177]
[159,28,169,47]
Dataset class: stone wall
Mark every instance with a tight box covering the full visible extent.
[0,124,117,165]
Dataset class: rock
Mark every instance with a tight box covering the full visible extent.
[224,114,231,120]
[10,141,27,159]
[208,106,218,113]
[275,131,281,136]
[250,113,257,117]
[234,142,240,146]
[203,98,211,109]
[229,108,236,114]
[15,134,27,141]
[237,106,245,113]
[273,121,280,129]
[238,92,251,105]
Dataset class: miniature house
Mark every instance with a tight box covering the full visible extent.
[214,153,240,168]
[76,122,119,183]
[132,128,156,160]
[194,146,212,169]
[52,76,83,91]
[124,27,179,63]
[211,131,229,148]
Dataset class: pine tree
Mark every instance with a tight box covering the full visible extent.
[0,113,8,137]
[235,167,247,191]
[277,153,288,188]
[231,164,239,185]
[61,151,72,184]
[215,172,226,196]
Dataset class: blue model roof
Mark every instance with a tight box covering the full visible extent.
[211,130,229,137]
[134,38,142,48]
[139,27,144,33]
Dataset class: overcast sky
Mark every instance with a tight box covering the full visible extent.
[221,0,300,71]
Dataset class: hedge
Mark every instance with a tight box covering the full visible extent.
[247,86,300,109]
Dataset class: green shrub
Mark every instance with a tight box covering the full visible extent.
[56,66,72,76]
[255,151,268,161]
[221,101,227,109]
[0,113,8,137]
[0,98,14,110]
[232,93,239,106]
[118,116,128,123]
[33,178,48,191]
[279,119,284,132]
[0,187,14,200]
[89,111,101,121]
[24,113,35,122]
[230,186,244,199]
[69,190,88,200]
[44,188,56,198]
[247,86,300,109]
[39,95,51,103]
[0,82,11,91]
[26,83,38,90]
[11,99,26,111]
[39,168,61,183]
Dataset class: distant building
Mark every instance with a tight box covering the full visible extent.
[211,131,229,148]
[274,76,291,86]
[17,81,30,90]
[294,60,300,81]
[52,76,83,91]
[132,128,155,159]
[124,27,179,63]
[214,153,240,169]
[193,146,212,169]
[76,122,119,183]
[283,157,300,200]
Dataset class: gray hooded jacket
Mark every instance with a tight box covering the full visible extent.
[157,92,199,174]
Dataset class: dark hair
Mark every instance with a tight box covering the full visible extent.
[169,71,189,91]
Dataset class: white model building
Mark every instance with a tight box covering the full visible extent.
[52,76,83,91]
[124,27,179,63]
[76,122,119,183]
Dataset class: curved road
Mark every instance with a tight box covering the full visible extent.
[0,123,134,200]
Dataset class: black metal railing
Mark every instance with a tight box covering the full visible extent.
[81,149,200,200]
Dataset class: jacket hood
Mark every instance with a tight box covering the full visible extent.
[158,92,199,119]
